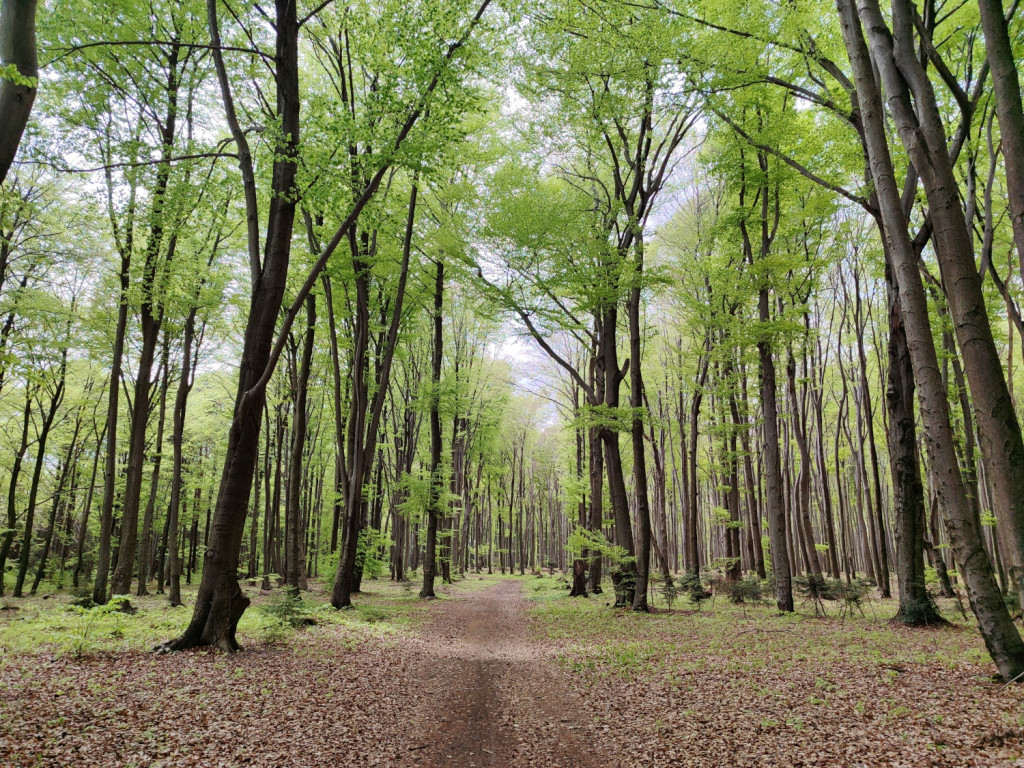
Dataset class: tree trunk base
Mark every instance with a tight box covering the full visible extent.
[568,559,588,597]
[155,581,249,653]
[892,598,949,627]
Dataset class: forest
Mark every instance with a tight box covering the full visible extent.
[2,0,1024,765]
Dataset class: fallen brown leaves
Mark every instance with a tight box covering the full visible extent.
[538,600,1024,768]
[0,629,419,768]
[2,578,1024,768]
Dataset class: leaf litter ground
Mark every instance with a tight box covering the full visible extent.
[1,574,1023,767]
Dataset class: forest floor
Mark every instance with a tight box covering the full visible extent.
[2,574,1024,767]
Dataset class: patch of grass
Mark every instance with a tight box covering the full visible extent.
[527,577,990,694]
[0,591,193,657]
[0,574,462,658]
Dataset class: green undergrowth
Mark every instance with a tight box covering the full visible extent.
[525,574,987,680]
[0,571,488,659]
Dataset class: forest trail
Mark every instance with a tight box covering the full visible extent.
[4,577,1024,767]
[405,579,606,768]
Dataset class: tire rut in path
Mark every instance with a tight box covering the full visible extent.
[405,579,605,768]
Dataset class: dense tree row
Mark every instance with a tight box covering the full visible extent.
[3,0,1024,679]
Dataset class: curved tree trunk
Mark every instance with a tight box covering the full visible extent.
[839,0,1024,679]
[860,0,1024,618]
[156,0,300,651]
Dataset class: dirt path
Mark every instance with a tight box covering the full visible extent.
[0,578,614,768]
[403,580,607,768]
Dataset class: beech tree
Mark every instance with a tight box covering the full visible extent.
[8,0,1024,686]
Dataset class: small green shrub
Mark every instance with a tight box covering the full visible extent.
[356,527,389,582]
[257,591,316,629]
[678,572,711,606]
[722,574,767,605]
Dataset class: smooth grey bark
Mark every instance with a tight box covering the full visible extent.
[977,0,1024,267]
[839,0,1024,679]
[859,0,1024,616]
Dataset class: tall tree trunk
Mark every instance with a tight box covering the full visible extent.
[285,294,315,593]
[860,0,1024,615]
[323,275,346,555]
[332,181,418,608]
[31,423,81,595]
[110,43,181,597]
[587,424,604,594]
[73,420,106,589]
[138,337,171,596]
[977,0,1024,267]
[600,303,635,607]
[854,267,890,597]
[787,352,823,580]
[629,245,651,612]
[420,259,444,599]
[0,388,32,596]
[588,340,606,594]
[758,298,793,612]
[14,352,66,597]
[93,237,132,605]
[741,148,793,612]
[883,255,944,624]
[164,317,200,604]
[157,0,300,650]
[839,0,1024,679]
[684,354,709,575]
[812,386,841,578]
[569,389,588,598]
